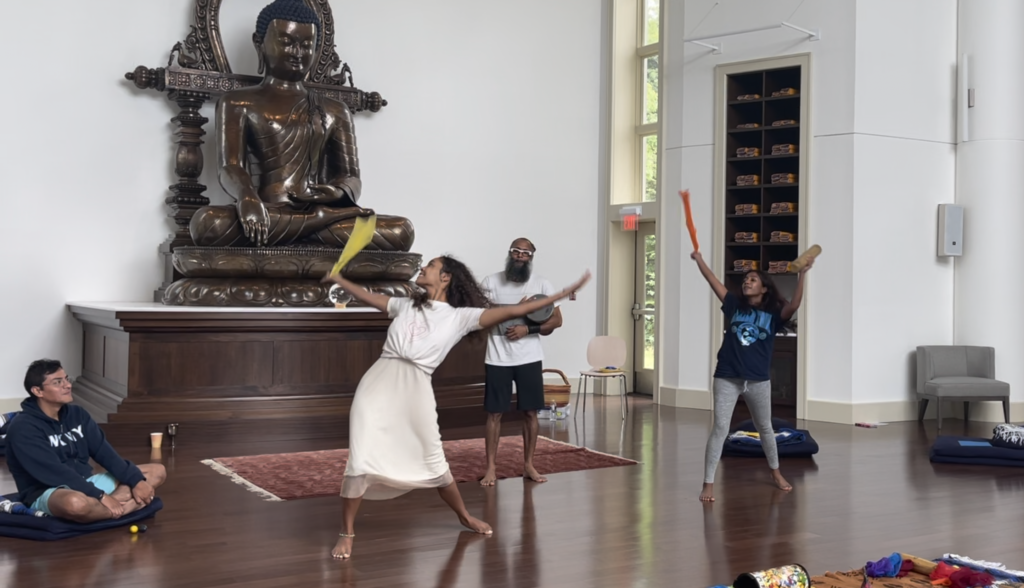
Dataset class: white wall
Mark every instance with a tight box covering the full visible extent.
[849,137,955,408]
[845,0,957,420]
[954,0,1024,421]
[660,0,959,422]
[0,0,603,403]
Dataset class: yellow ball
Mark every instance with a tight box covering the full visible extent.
[129,525,139,534]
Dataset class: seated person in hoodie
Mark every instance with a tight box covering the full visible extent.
[5,359,167,522]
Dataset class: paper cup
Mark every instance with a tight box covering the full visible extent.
[150,432,164,448]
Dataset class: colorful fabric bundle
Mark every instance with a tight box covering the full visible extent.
[865,553,911,578]
[941,554,1024,584]
[736,174,761,186]
[930,562,995,588]
[769,202,797,214]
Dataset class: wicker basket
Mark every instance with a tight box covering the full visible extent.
[542,369,571,407]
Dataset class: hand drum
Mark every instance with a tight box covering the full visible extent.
[525,294,554,324]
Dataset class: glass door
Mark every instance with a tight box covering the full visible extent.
[632,222,656,395]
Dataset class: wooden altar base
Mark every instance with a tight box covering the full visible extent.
[67,303,512,446]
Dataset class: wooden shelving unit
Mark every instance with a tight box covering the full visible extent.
[714,59,810,411]
[722,66,804,298]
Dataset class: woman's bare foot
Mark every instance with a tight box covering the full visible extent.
[699,483,715,502]
[480,468,497,486]
[524,464,548,483]
[458,514,493,535]
[771,469,792,491]
[332,535,354,559]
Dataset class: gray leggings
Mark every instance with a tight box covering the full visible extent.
[703,377,779,483]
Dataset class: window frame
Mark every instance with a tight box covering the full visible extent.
[636,1,661,203]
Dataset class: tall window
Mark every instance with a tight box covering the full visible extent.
[638,0,660,202]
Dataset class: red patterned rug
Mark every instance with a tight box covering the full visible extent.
[201,436,637,501]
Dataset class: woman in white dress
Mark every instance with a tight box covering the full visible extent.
[322,255,590,559]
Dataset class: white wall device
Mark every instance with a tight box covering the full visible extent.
[938,204,964,257]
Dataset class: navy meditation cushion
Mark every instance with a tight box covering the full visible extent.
[723,418,819,458]
[0,493,163,541]
[930,436,1024,467]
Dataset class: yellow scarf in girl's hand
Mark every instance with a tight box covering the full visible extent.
[330,214,377,277]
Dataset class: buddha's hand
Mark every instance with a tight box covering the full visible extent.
[290,185,340,203]
[238,198,270,246]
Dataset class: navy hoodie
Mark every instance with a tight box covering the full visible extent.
[6,397,145,506]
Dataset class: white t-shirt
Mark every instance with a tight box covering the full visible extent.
[481,272,559,366]
[379,297,486,375]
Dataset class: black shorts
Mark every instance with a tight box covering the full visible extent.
[484,361,545,413]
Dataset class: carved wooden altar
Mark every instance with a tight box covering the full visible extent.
[70,304,495,445]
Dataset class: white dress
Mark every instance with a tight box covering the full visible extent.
[341,297,486,500]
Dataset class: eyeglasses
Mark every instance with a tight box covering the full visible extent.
[43,377,73,387]
[509,248,534,258]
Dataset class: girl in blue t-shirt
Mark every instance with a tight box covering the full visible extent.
[690,251,812,502]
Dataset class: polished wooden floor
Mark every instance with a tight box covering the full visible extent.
[1,396,1022,588]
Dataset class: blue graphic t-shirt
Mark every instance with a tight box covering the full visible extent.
[713,292,783,381]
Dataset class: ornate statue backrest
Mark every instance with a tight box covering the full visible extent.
[127,0,386,113]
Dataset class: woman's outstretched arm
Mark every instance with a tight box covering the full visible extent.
[478,271,591,330]
[321,274,391,313]
[691,252,728,302]
[781,259,814,321]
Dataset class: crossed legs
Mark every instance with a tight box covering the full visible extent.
[46,463,167,523]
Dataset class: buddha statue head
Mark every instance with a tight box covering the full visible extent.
[253,0,322,81]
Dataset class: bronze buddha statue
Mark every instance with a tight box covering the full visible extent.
[156,0,421,306]
[189,0,414,252]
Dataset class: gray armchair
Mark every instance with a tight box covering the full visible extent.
[916,345,1010,429]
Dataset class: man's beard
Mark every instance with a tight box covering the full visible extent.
[504,256,532,283]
